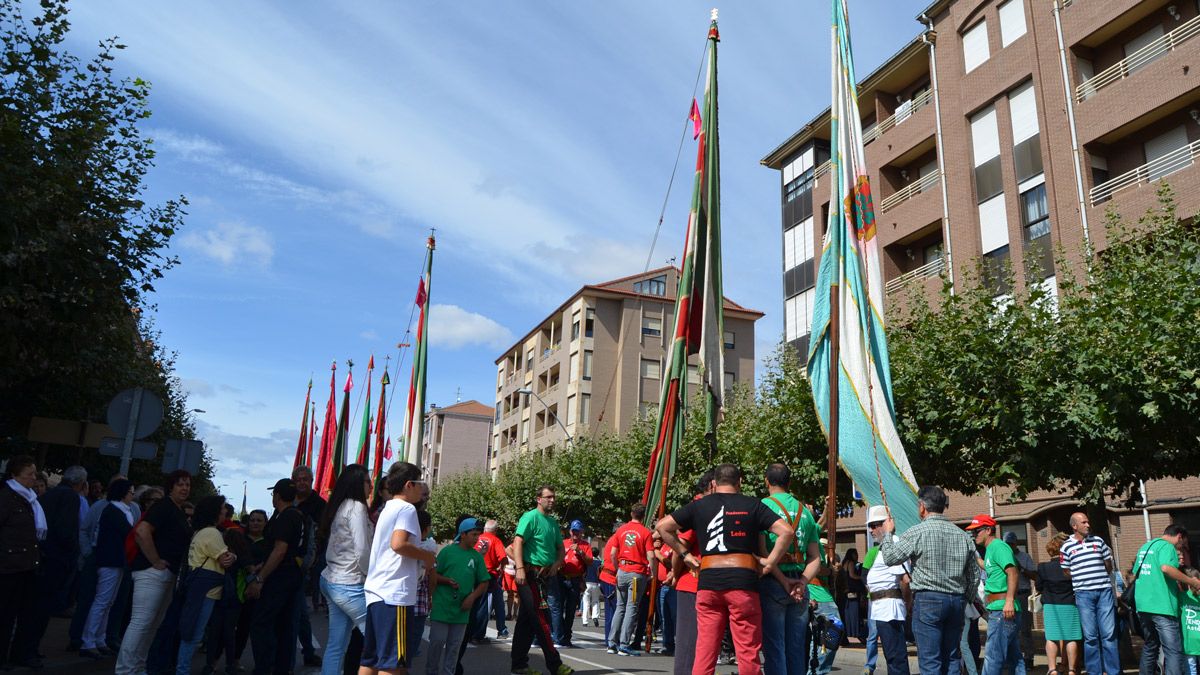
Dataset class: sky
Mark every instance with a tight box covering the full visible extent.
[60,1,926,511]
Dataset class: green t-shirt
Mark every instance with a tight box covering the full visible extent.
[430,544,490,625]
[984,539,1020,612]
[1133,539,1182,616]
[516,509,561,567]
[1181,591,1200,656]
[762,493,811,573]
[862,546,880,571]
[808,541,835,603]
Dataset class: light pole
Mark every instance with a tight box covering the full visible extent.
[516,387,573,448]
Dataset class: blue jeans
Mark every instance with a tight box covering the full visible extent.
[957,614,979,675]
[1140,612,1184,675]
[471,578,507,639]
[983,611,1026,675]
[911,591,964,675]
[600,580,617,639]
[865,605,879,671]
[759,576,808,675]
[176,597,215,675]
[609,571,647,649]
[814,601,842,675]
[658,584,677,652]
[546,576,582,645]
[319,577,366,675]
[1076,587,1121,675]
[877,619,911,675]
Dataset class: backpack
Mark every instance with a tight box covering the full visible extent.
[562,543,586,577]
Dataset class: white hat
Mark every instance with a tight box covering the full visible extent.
[865,505,890,525]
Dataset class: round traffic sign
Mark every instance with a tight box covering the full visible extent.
[106,388,165,439]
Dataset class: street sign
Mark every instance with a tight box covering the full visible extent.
[162,439,203,475]
[106,388,164,439]
[27,418,113,448]
[98,436,157,460]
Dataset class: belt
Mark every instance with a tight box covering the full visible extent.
[870,589,903,601]
[699,553,759,572]
[985,592,1010,604]
[618,560,645,567]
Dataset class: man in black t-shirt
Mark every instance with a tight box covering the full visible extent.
[246,478,305,675]
[657,463,797,675]
[291,465,325,667]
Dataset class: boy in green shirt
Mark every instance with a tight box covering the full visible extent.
[1182,568,1200,675]
[1133,525,1200,675]
[426,518,489,675]
[966,515,1023,675]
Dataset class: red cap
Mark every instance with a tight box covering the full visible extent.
[965,514,997,530]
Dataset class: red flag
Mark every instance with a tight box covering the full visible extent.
[292,378,312,469]
[384,437,393,460]
[313,362,339,496]
[373,368,390,479]
[689,98,702,140]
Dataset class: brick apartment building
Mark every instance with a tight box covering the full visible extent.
[491,267,762,476]
[418,400,495,486]
[762,0,1200,567]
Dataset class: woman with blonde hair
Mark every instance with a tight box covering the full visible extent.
[1037,532,1082,675]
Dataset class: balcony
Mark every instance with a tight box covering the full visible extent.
[863,89,933,145]
[1089,138,1200,205]
[1076,14,1200,102]
[879,169,941,213]
[884,257,946,294]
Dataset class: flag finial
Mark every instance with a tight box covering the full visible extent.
[711,8,718,21]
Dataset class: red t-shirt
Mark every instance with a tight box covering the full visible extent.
[599,534,618,584]
[561,537,592,577]
[613,521,654,575]
[674,529,701,593]
[474,531,507,578]
[656,543,672,584]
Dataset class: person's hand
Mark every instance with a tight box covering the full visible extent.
[548,561,562,577]
[883,517,896,534]
[664,572,675,586]
[683,553,700,571]
[445,577,460,589]
[790,579,811,603]
[515,567,527,586]
[759,558,774,576]
[218,552,236,569]
[245,581,262,599]
[1003,600,1015,621]
[152,559,168,571]
[460,597,474,611]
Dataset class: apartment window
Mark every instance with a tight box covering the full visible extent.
[724,372,735,390]
[983,245,1012,296]
[566,395,577,427]
[1008,82,1043,182]
[978,193,1010,255]
[1090,155,1110,188]
[568,352,578,383]
[584,308,594,338]
[688,364,700,385]
[998,0,1026,47]
[1144,125,1191,181]
[525,348,534,372]
[641,358,661,379]
[724,330,735,350]
[638,401,654,419]
[924,241,944,265]
[642,315,663,338]
[1125,24,1166,75]
[971,107,1003,202]
[784,288,817,343]
[962,20,990,73]
[571,310,580,341]
[580,394,590,423]
[1020,181,1050,240]
[633,275,667,296]
[582,350,593,380]
[783,217,815,270]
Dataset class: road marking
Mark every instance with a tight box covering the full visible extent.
[558,651,642,675]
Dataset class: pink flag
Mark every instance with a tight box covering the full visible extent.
[689,98,702,140]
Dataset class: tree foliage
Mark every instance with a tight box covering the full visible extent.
[0,0,209,490]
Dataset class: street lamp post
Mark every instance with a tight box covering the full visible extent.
[516,387,573,448]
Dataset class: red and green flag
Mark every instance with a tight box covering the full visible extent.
[355,356,375,466]
[331,365,353,485]
[373,367,390,479]
[292,378,312,469]
[314,362,339,497]
[643,12,726,521]
[404,235,435,468]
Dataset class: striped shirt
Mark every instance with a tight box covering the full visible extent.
[1060,535,1114,592]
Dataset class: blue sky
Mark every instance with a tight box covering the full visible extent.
[62,1,924,510]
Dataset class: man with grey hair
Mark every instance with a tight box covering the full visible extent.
[471,518,510,640]
[28,465,89,667]
[880,485,978,675]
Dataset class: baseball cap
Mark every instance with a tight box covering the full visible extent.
[455,517,483,542]
[865,505,889,526]
[570,519,585,532]
[1003,531,1018,544]
[268,478,297,502]
[965,514,997,530]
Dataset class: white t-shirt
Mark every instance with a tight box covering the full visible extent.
[363,499,421,606]
[866,557,911,622]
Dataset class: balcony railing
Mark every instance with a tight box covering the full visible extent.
[814,159,831,180]
[879,169,941,213]
[1089,139,1200,205]
[1076,14,1200,102]
[863,89,933,145]
[884,256,946,294]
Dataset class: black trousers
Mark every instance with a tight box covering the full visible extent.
[674,590,697,675]
[250,569,301,675]
[510,578,562,673]
[0,570,37,665]
[877,619,912,675]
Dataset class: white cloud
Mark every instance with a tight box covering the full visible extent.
[360,329,380,341]
[181,377,215,398]
[427,304,514,351]
[196,420,296,511]
[180,221,274,266]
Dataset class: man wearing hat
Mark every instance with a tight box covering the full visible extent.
[246,478,307,675]
[864,505,911,675]
[966,514,1024,675]
[548,519,592,648]
[426,518,490,675]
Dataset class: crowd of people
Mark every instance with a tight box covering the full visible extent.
[3,455,1200,675]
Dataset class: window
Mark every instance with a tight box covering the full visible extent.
[571,311,580,341]
[724,372,735,390]
[525,348,533,372]
[688,364,700,385]
[582,350,593,380]
[1125,24,1166,75]
[642,315,663,338]
[971,107,1002,202]
[568,352,578,383]
[998,0,1026,47]
[1008,82,1042,182]
[584,308,594,338]
[784,288,817,343]
[978,193,1009,255]
[1144,125,1191,181]
[962,20,990,73]
[924,242,944,265]
[641,358,661,379]
[724,331,735,350]
[566,395,577,427]
[633,275,667,296]
[1020,181,1050,240]
[783,218,815,270]
[580,394,590,423]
